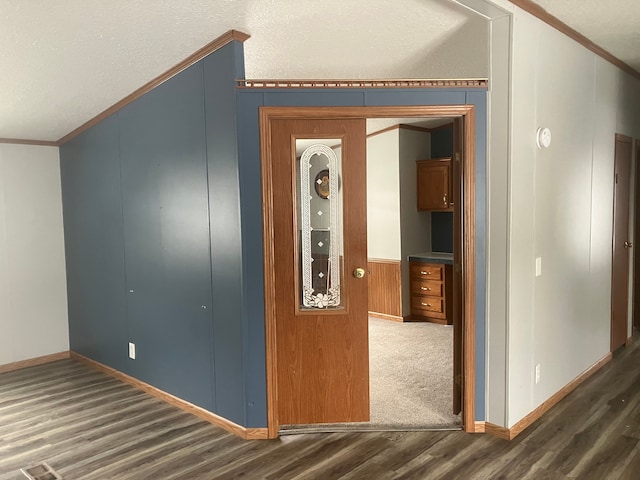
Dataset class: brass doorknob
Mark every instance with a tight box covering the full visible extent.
[625,241,633,248]
[353,268,366,279]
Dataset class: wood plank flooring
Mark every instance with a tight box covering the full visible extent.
[1,338,639,479]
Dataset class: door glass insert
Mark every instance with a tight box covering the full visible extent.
[296,139,344,309]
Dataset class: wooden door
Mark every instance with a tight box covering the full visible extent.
[634,140,640,331]
[452,119,463,415]
[611,134,633,351]
[271,118,369,426]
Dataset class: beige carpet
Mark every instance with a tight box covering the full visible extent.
[281,318,461,433]
[368,317,460,428]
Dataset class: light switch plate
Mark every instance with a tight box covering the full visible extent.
[128,342,136,360]
[535,257,542,277]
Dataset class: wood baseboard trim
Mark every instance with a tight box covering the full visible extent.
[369,311,403,322]
[626,336,634,347]
[484,422,511,440]
[70,352,267,440]
[473,421,486,433]
[484,353,613,441]
[0,351,71,374]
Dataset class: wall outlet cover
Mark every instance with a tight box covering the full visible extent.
[128,342,136,360]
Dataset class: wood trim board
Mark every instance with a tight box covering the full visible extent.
[484,353,613,441]
[0,138,59,147]
[260,105,477,436]
[0,351,70,374]
[367,259,402,318]
[473,421,486,433]
[70,352,268,440]
[369,312,404,322]
[241,79,488,89]
[367,123,449,139]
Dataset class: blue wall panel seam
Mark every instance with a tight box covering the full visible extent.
[116,111,131,367]
[201,61,218,414]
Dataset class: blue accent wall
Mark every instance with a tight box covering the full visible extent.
[61,45,487,427]
[60,114,128,374]
[117,62,215,410]
[61,42,248,425]
[203,42,247,423]
[431,124,454,158]
[432,213,454,253]
[236,88,488,422]
[430,124,454,254]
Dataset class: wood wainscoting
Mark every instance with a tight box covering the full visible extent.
[368,258,402,321]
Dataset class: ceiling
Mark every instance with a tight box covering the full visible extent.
[0,0,638,142]
[530,0,640,73]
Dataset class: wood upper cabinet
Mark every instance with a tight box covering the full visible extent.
[416,158,452,211]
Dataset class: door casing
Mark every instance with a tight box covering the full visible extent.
[260,105,478,438]
[611,133,633,351]
[634,139,640,331]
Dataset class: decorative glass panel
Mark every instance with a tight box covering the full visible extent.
[296,139,343,309]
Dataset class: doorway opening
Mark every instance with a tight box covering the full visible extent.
[365,117,461,430]
[260,106,477,438]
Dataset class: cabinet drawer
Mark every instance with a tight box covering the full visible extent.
[411,296,444,314]
[410,263,443,281]
[410,279,443,297]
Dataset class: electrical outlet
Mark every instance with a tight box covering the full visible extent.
[535,257,542,277]
[128,342,136,360]
[535,363,541,384]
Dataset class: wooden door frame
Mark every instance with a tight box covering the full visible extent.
[611,133,633,351]
[260,105,477,438]
[634,139,640,332]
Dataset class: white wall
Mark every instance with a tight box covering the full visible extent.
[0,144,69,365]
[502,7,640,427]
[399,129,432,316]
[367,130,402,260]
[485,9,511,426]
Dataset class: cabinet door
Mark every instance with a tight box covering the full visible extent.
[417,161,451,211]
[118,63,215,411]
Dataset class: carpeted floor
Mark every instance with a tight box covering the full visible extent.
[368,317,460,428]
[281,318,461,433]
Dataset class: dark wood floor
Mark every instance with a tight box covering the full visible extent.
[1,338,639,480]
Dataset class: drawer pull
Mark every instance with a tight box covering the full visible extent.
[420,287,431,291]
[421,302,432,307]
[420,271,431,275]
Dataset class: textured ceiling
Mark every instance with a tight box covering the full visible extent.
[529,0,640,72]
[1,0,638,142]
[0,0,487,141]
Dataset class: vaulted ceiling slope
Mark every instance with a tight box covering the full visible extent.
[528,0,640,73]
[2,0,639,142]
[1,0,488,141]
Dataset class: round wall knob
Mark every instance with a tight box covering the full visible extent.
[353,268,366,279]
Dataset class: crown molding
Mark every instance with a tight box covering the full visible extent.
[0,138,59,147]
[239,79,488,89]
[508,0,640,82]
